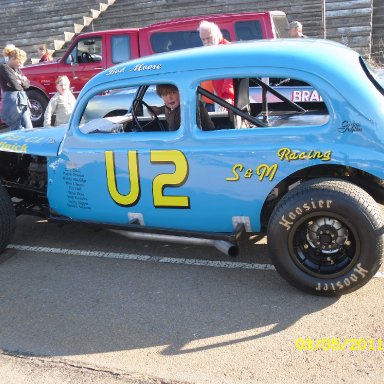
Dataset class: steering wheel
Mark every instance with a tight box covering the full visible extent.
[131,99,165,132]
[81,52,94,63]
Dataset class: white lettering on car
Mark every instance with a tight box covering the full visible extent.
[292,90,323,102]
[130,63,162,72]
[106,67,126,76]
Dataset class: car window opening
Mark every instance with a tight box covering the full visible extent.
[80,76,329,134]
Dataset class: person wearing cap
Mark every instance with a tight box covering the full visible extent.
[288,21,308,38]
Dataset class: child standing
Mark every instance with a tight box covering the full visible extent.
[44,75,76,127]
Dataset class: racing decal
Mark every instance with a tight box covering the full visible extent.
[105,149,190,209]
[105,150,141,207]
[1,133,45,143]
[0,132,59,153]
[106,67,126,76]
[226,147,332,182]
[0,141,28,153]
[292,90,323,102]
[150,150,190,208]
[226,163,278,182]
[130,63,162,72]
[338,121,362,133]
[277,147,331,162]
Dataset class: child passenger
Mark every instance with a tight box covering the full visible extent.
[150,84,214,131]
[43,75,76,127]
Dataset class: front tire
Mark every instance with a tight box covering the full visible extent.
[267,179,384,296]
[0,185,16,252]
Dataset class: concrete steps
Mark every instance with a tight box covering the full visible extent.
[81,0,324,37]
[1,0,116,64]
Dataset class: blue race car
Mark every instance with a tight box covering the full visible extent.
[0,39,383,296]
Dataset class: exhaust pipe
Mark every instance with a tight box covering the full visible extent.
[212,240,239,257]
[109,230,239,257]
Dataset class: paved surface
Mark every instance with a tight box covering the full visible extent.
[0,215,383,384]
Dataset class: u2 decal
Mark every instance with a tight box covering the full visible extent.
[105,150,190,209]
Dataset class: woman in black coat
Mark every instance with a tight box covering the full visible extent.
[0,48,33,130]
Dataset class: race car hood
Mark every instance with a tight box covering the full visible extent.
[0,125,67,157]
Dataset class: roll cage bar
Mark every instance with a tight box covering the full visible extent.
[131,79,307,129]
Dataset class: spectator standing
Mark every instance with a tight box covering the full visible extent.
[288,21,308,38]
[0,48,32,130]
[44,75,76,127]
[37,44,53,62]
[198,21,234,106]
[1,44,16,64]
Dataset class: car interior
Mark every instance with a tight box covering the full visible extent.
[80,76,329,134]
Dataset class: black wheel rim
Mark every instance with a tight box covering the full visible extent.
[29,99,43,122]
[288,212,360,278]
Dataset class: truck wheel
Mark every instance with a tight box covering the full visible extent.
[27,90,49,127]
[0,185,16,252]
[267,178,384,296]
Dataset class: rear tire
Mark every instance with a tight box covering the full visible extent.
[267,178,384,296]
[0,185,16,252]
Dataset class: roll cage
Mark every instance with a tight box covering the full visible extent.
[130,78,308,130]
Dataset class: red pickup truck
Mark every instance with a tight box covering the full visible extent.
[1,11,289,127]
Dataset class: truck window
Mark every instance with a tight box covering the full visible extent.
[272,14,291,38]
[66,37,102,64]
[111,35,131,64]
[150,30,231,53]
[234,21,263,41]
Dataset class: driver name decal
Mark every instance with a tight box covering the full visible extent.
[106,67,126,76]
[130,63,162,72]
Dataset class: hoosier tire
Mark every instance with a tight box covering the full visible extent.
[267,178,384,296]
[0,185,16,252]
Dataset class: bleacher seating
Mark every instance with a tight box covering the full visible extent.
[0,0,116,64]
[0,0,381,66]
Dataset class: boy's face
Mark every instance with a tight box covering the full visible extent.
[160,89,180,110]
[56,80,70,95]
